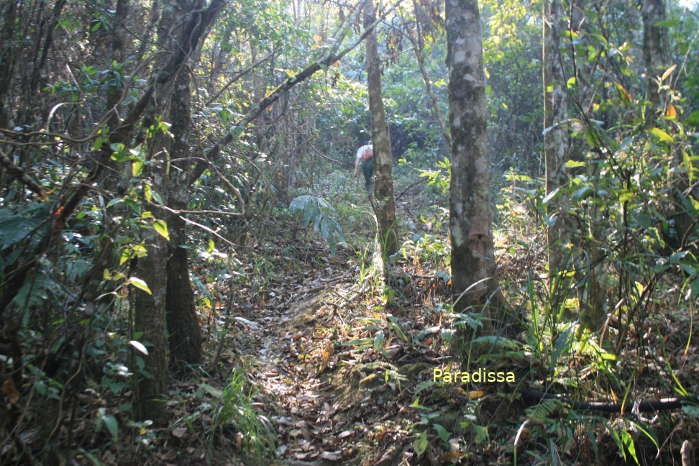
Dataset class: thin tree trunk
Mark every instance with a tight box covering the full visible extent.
[543,0,569,275]
[445,0,498,311]
[642,0,668,106]
[0,0,18,128]
[365,0,398,265]
[166,69,202,366]
[132,3,176,422]
[133,0,222,418]
[408,0,450,147]
[133,227,170,422]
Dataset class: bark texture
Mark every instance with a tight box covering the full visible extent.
[365,0,398,260]
[445,0,497,309]
[0,0,18,128]
[133,229,170,423]
[642,0,668,105]
[543,0,570,274]
[133,0,221,419]
[166,69,202,366]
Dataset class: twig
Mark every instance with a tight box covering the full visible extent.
[395,177,426,201]
[309,144,344,165]
[156,204,236,247]
[0,148,48,199]
[163,208,243,216]
[205,53,275,105]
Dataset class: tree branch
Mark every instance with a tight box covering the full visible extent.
[0,148,47,199]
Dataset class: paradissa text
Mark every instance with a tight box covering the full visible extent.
[433,368,516,384]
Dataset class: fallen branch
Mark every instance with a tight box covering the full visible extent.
[521,388,697,413]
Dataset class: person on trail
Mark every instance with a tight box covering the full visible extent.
[353,143,374,192]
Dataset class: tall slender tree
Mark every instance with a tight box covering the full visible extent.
[165,69,203,366]
[131,0,225,420]
[365,0,399,268]
[543,0,569,274]
[642,0,668,106]
[445,0,498,310]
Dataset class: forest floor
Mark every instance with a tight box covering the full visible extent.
[142,175,697,466]
[205,218,465,464]
[171,182,494,466]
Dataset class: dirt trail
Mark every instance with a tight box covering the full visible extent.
[239,261,366,465]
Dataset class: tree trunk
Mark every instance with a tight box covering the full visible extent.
[133,222,170,422]
[543,0,569,275]
[165,69,202,366]
[365,0,398,265]
[445,0,498,311]
[133,0,223,417]
[642,0,668,106]
[0,0,18,128]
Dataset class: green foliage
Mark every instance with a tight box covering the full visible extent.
[289,195,346,252]
[418,156,451,195]
[482,0,543,175]
[211,369,276,462]
[0,203,50,252]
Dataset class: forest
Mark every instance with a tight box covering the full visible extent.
[0,0,698,464]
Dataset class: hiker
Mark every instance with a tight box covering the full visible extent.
[353,143,374,191]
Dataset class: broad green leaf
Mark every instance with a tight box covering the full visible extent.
[691,277,699,299]
[648,127,673,143]
[110,143,129,162]
[655,18,680,28]
[686,110,699,128]
[200,383,223,398]
[132,159,143,177]
[339,338,372,347]
[573,186,592,201]
[473,424,488,444]
[415,380,435,394]
[413,430,428,455]
[563,160,585,169]
[153,219,170,240]
[619,190,635,202]
[119,248,131,265]
[683,405,699,418]
[433,423,449,443]
[542,187,561,205]
[620,430,639,465]
[127,277,152,295]
[97,408,119,441]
